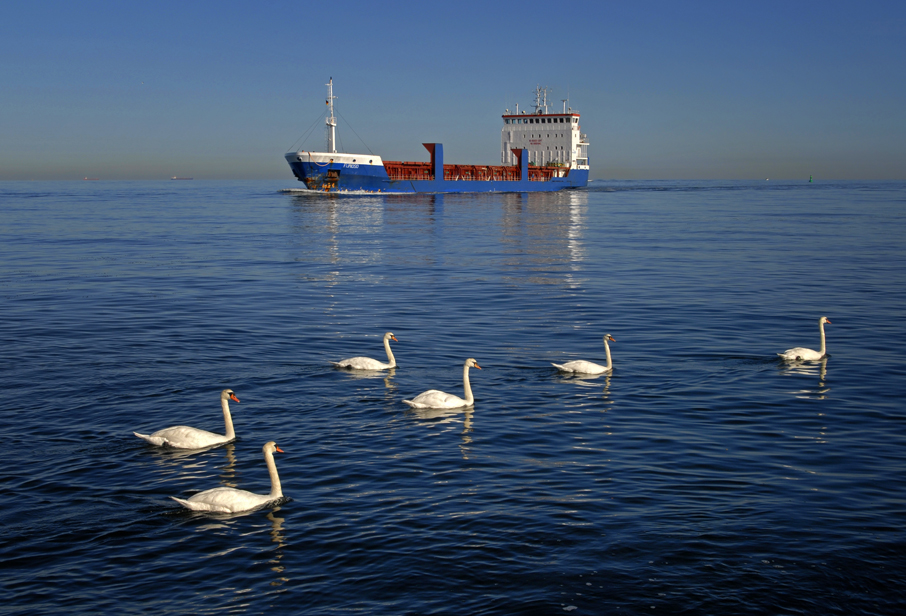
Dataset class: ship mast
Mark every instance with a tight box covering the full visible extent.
[534,85,550,114]
[326,77,337,153]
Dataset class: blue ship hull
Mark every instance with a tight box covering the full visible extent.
[285,144,588,194]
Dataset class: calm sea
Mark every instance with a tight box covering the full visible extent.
[2,179,905,615]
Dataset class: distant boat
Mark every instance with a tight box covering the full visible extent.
[171,177,193,180]
[83,177,99,180]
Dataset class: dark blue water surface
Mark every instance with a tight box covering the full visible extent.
[2,180,905,615]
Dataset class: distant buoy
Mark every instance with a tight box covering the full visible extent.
[809,175,813,183]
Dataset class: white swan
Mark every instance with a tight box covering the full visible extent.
[331,332,398,370]
[552,334,616,374]
[134,388,240,449]
[171,441,284,513]
[403,358,481,409]
[779,316,831,361]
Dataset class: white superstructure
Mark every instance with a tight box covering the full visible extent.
[500,86,589,170]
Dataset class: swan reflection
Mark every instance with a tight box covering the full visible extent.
[460,408,474,457]
[219,442,239,488]
[405,406,475,458]
[780,357,830,399]
[267,507,290,587]
[336,365,398,381]
[333,367,399,398]
[149,442,238,481]
[555,372,614,406]
[555,371,608,384]
[405,406,468,422]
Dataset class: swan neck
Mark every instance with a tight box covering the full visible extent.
[384,337,396,367]
[604,339,613,370]
[265,450,282,499]
[462,364,474,405]
[819,320,826,355]
[222,398,235,440]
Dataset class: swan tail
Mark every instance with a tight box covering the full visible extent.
[170,496,193,509]
[551,363,568,371]
[134,432,167,447]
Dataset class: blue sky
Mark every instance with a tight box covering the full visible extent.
[2,0,904,180]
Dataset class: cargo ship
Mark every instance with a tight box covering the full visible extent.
[284,80,589,193]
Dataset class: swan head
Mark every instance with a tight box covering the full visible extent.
[384,332,399,342]
[221,388,240,403]
[465,358,481,370]
[603,334,616,343]
[263,441,284,455]
[819,316,831,325]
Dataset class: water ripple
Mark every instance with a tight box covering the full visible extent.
[1,180,905,614]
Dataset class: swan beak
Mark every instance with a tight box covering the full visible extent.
[391,335,398,341]
[826,319,832,324]
[230,393,240,403]
[475,364,482,370]
[275,445,284,453]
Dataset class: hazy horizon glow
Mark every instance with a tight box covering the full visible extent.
[2,1,904,181]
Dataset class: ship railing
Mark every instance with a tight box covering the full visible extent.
[442,164,520,182]
[381,161,570,182]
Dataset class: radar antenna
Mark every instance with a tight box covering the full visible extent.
[533,85,550,114]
